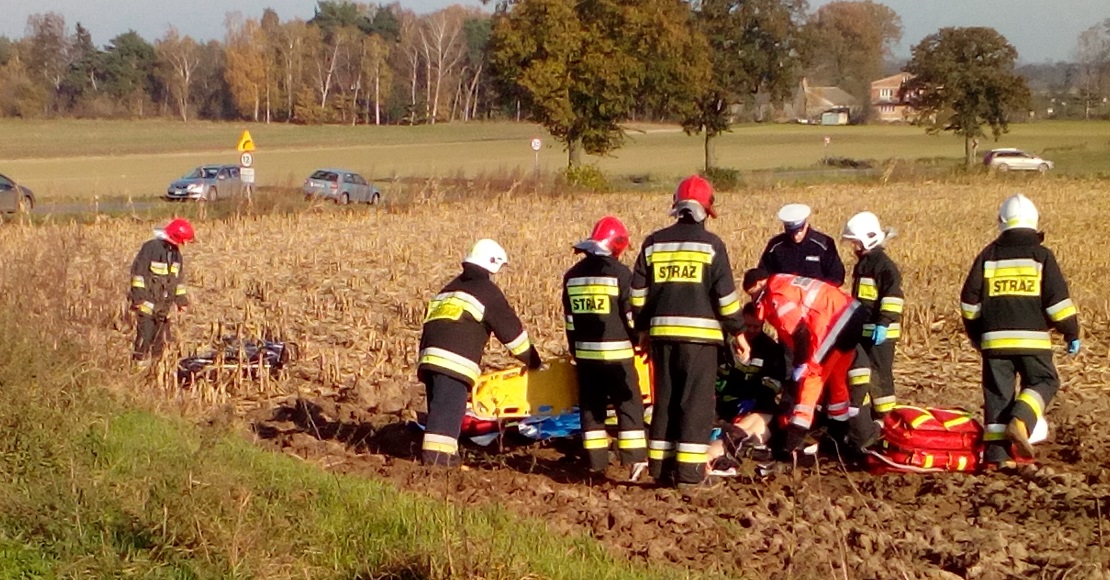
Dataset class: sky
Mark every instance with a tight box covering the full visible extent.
[0,0,1106,63]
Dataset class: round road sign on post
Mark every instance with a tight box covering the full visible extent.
[240,152,254,168]
[530,137,542,151]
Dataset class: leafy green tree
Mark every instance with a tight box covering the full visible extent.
[489,0,709,167]
[902,27,1031,167]
[684,0,806,170]
[100,31,158,116]
[800,1,902,108]
[60,23,100,109]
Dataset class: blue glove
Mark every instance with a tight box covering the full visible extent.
[872,325,888,346]
[1067,339,1080,355]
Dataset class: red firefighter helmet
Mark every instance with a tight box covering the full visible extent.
[672,175,717,220]
[163,218,195,246]
[574,215,630,258]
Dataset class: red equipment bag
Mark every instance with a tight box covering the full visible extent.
[866,405,984,474]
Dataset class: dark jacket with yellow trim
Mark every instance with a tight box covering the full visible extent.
[630,218,744,344]
[960,229,1079,356]
[561,253,637,362]
[759,228,845,287]
[850,248,904,342]
[129,238,187,318]
[418,263,541,385]
[717,331,787,418]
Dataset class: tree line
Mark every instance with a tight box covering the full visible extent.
[1,2,1107,167]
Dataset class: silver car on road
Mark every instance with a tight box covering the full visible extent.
[0,172,34,214]
[303,168,381,204]
[166,165,241,201]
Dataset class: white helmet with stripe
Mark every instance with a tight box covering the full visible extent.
[998,193,1039,232]
[464,238,509,274]
[841,211,886,251]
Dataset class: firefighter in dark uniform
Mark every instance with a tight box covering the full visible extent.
[842,211,904,418]
[961,194,1080,468]
[417,238,543,467]
[630,175,745,488]
[715,302,787,424]
[129,218,194,363]
[562,216,647,475]
[759,203,845,286]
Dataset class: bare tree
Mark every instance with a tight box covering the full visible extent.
[156,27,200,121]
[418,9,466,124]
[25,12,71,112]
[1076,20,1110,120]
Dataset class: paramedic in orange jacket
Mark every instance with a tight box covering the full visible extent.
[739,268,879,458]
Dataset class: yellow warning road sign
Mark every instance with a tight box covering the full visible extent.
[236,130,255,152]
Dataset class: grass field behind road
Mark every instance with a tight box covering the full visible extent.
[1,118,1108,199]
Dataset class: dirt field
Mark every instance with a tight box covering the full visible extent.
[3,180,1109,579]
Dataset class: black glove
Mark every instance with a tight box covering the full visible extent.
[525,346,543,369]
[782,423,809,455]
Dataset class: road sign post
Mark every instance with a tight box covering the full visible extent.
[823,136,831,164]
[530,137,542,180]
[238,131,256,204]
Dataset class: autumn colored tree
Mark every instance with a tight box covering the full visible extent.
[800,0,902,107]
[684,0,805,170]
[903,27,1031,167]
[490,0,709,167]
[25,12,71,113]
[224,13,268,121]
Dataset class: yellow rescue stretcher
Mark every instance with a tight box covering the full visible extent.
[470,355,653,420]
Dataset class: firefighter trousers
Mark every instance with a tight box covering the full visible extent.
[576,359,647,472]
[648,342,717,485]
[981,353,1059,462]
[133,313,170,361]
[421,371,468,467]
[864,340,896,416]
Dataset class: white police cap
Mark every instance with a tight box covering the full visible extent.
[777,203,811,231]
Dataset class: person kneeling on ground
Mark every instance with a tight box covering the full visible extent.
[739,268,880,464]
[417,239,543,468]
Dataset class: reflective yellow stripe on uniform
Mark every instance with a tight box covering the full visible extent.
[504,331,531,356]
[422,433,459,455]
[149,261,169,275]
[848,367,871,386]
[139,301,154,315]
[418,347,482,382]
[425,291,486,323]
[644,241,716,264]
[583,430,609,450]
[676,443,709,464]
[857,277,879,301]
[618,429,647,450]
[131,275,146,288]
[1046,298,1077,322]
[649,316,723,342]
[648,440,675,460]
[1016,389,1046,420]
[863,322,902,339]
[880,297,904,314]
[564,315,575,332]
[717,291,741,317]
[960,302,981,320]
[983,258,1042,278]
[575,340,635,361]
[630,287,646,308]
[170,262,181,275]
[873,395,896,414]
[566,276,620,296]
[175,285,187,296]
[980,330,1052,351]
[983,423,1007,441]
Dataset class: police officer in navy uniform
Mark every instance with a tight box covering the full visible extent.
[759,203,845,287]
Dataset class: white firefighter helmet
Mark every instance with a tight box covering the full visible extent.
[998,193,1039,232]
[841,211,886,251]
[464,238,508,274]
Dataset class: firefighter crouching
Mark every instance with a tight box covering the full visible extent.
[740,269,879,461]
[631,175,745,488]
[960,194,1080,468]
[842,211,904,418]
[417,239,543,467]
[562,216,647,475]
[129,218,194,364]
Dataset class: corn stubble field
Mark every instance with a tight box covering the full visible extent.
[3,178,1110,579]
